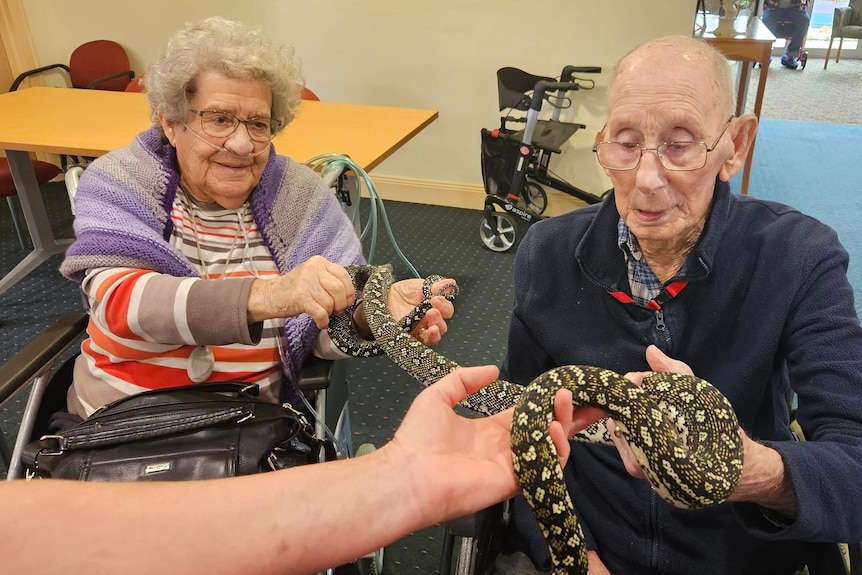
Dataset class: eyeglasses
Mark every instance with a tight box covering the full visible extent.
[188,109,282,143]
[592,116,735,172]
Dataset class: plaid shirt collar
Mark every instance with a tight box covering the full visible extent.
[617,217,664,307]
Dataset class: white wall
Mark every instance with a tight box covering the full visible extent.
[21,0,697,212]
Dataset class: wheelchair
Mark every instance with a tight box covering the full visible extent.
[479,65,607,253]
[0,312,383,575]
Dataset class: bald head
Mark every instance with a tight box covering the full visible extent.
[608,35,736,120]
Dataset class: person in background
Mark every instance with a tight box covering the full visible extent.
[497,34,862,574]
[0,365,589,575]
[762,0,811,69]
[58,16,454,424]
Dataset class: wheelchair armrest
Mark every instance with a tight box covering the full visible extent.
[0,313,89,409]
[446,502,507,538]
[296,355,345,392]
[9,64,71,91]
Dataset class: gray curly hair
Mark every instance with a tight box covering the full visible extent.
[145,17,304,136]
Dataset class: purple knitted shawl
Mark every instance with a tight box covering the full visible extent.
[61,126,364,397]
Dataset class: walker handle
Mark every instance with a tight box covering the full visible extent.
[561,65,602,80]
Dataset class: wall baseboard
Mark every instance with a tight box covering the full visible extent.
[369,174,591,217]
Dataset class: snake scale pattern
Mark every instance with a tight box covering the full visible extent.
[329,265,745,575]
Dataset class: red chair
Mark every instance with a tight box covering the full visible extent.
[301,87,320,101]
[10,40,135,92]
[0,157,61,249]
[9,40,135,170]
[125,75,145,93]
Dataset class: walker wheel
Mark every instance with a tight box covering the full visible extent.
[523,182,548,215]
[479,212,518,252]
[800,51,808,70]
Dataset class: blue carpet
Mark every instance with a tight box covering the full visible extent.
[735,118,862,317]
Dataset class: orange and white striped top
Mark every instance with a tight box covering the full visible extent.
[69,189,291,417]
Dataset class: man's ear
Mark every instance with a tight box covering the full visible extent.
[718,114,758,182]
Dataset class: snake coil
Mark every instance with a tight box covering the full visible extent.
[329,265,744,575]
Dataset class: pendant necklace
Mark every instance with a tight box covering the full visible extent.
[185,194,245,383]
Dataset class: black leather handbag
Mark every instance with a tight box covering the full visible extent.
[21,382,325,481]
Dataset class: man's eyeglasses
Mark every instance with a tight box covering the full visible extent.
[188,109,282,143]
[592,115,735,172]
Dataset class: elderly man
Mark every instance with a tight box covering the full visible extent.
[499,35,862,574]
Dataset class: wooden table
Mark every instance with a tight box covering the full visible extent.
[697,14,776,195]
[0,87,438,296]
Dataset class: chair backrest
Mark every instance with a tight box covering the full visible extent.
[125,75,145,93]
[69,40,133,91]
[850,0,862,26]
[301,87,320,101]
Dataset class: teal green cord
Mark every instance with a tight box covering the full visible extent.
[305,154,420,279]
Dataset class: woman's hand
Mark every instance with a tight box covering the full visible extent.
[353,276,457,346]
[247,256,355,328]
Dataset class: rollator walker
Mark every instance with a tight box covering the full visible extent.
[479,65,606,252]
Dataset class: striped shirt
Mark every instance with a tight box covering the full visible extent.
[70,189,286,417]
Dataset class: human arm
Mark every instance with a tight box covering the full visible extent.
[83,255,356,344]
[0,366,575,575]
[250,264,455,346]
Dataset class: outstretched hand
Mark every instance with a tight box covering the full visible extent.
[389,365,573,524]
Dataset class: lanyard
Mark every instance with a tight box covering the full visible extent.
[608,280,689,312]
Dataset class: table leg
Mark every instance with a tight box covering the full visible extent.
[0,150,72,297]
[735,63,750,118]
[741,56,770,196]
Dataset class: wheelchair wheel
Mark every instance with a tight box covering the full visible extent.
[523,182,547,215]
[355,443,385,575]
[479,212,518,252]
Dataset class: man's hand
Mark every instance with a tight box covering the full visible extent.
[609,345,694,479]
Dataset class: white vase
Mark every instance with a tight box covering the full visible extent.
[712,1,740,36]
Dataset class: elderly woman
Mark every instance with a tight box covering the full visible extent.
[497,35,862,574]
[59,17,452,420]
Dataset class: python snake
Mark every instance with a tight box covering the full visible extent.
[329,265,744,575]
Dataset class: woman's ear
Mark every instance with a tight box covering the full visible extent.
[718,114,758,182]
[158,111,177,147]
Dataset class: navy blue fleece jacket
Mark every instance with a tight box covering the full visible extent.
[502,180,862,575]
